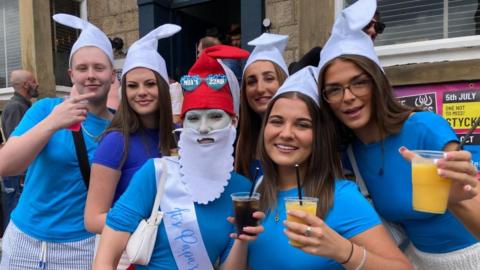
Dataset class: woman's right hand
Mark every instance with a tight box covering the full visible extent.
[45,93,94,131]
[227,211,265,241]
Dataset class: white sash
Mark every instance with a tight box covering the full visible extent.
[160,157,213,270]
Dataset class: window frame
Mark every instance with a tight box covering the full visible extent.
[336,0,480,67]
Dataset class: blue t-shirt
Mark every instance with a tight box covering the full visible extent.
[248,180,381,270]
[106,159,251,269]
[10,98,111,242]
[352,111,478,253]
[93,129,160,202]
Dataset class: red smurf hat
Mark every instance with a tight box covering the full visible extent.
[180,45,249,118]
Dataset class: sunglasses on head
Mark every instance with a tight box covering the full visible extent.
[365,20,386,34]
[180,74,228,91]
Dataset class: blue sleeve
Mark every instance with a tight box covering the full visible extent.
[93,131,125,170]
[417,112,458,150]
[106,159,157,232]
[328,180,381,239]
[11,98,58,137]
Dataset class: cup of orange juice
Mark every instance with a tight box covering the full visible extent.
[411,150,451,214]
[284,197,318,247]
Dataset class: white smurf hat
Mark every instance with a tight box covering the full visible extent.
[121,24,181,82]
[244,33,289,76]
[273,65,319,107]
[318,0,380,71]
[53,13,114,66]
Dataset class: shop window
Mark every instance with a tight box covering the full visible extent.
[0,0,21,88]
[340,0,480,66]
[347,0,479,46]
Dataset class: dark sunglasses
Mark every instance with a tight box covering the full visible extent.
[364,20,386,34]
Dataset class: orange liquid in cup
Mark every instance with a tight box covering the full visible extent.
[285,197,318,247]
[412,163,451,214]
[411,150,452,214]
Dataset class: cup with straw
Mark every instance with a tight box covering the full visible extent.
[285,164,318,246]
[231,167,261,236]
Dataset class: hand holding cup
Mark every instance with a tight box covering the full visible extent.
[46,93,94,131]
[283,210,352,262]
[399,146,478,207]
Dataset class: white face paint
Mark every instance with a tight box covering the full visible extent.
[183,109,232,135]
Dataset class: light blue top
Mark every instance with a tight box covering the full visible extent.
[10,98,111,242]
[106,158,251,269]
[248,180,381,269]
[353,111,478,253]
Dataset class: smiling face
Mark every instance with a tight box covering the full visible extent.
[68,46,114,104]
[183,109,234,143]
[323,59,374,133]
[264,97,313,167]
[244,60,281,114]
[125,67,159,128]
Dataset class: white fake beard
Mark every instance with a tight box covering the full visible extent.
[178,125,236,204]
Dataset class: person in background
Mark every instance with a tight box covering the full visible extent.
[85,24,180,270]
[93,45,259,270]
[363,10,385,41]
[197,36,221,59]
[246,66,411,269]
[169,78,183,127]
[235,33,289,181]
[0,69,39,234]
[0,13,115,269]
[317,0,479,268]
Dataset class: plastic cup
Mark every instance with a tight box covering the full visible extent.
[67,122,81,131]
[231,192,260,236]
[284,197,318,247]
[411,150,452,214]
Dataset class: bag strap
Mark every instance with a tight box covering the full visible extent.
[346,145,370,198]
[149,158,168,223]
[72,130,90,188]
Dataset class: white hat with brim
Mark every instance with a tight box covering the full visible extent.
[318,0,380,72]
[53,13,114,66]
[121,24,181,83]
[244,33,289,76]
[273,65,319,107]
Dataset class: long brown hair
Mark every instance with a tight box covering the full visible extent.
[235,62,287,179]
[318,55,416,147]
[104,70,174,168]
[257,92,342,218]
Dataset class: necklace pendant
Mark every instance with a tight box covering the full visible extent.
[274,215,280,222]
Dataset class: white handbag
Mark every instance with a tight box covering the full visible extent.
[126,158,167,265]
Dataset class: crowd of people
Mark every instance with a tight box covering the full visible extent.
[0,0,478,269]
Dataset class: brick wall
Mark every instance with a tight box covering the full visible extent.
[87,0,139,58]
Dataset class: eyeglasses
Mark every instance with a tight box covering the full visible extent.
[364,20,386,34]
[180,74,227,91]
[322,75,372,103]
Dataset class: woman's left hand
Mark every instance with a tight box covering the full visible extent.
[400,146,478,204]
[283,210,352,262]
[227,211,265,241]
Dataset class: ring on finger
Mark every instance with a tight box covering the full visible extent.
[304,226,312,237]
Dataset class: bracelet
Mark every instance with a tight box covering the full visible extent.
[354,247,367,270]
[340,241,354,264]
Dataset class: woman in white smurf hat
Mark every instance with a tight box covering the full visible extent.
[245,66,410,269]
[84,23,180,270]
[317,0,480,269]
[235,33,289,182]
